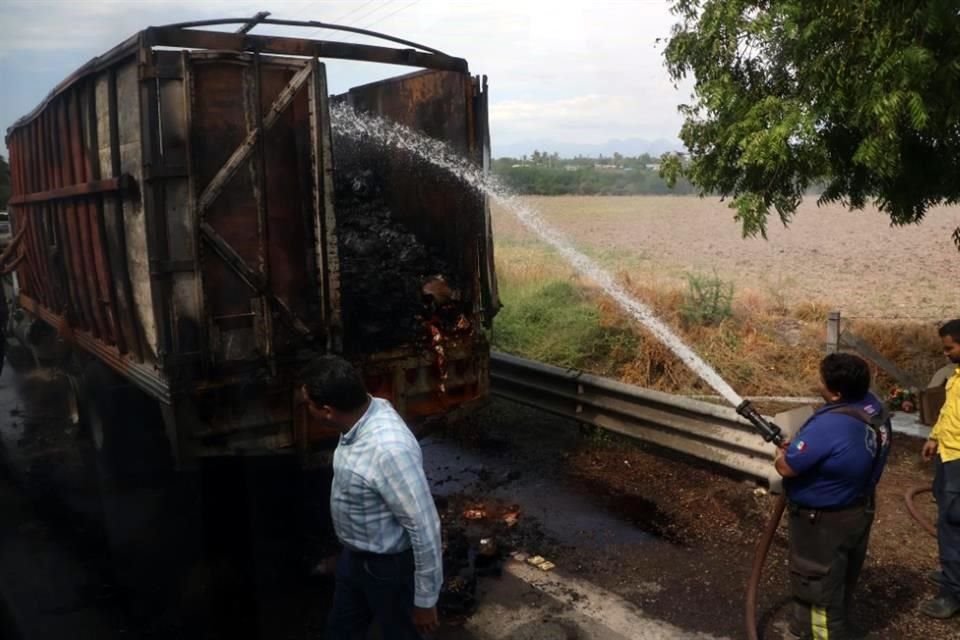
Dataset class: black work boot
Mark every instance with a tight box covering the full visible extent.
[920,594,960,619]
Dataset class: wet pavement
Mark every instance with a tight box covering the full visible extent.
[0,346,734,640]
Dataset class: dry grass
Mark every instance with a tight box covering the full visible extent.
[492,195,960,320]
[492,234,947,398]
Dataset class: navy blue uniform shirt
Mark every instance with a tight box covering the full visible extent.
[784,392,891,509]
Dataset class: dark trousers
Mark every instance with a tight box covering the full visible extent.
[934,456,960,600]
[788,500,874,639]
[326,548,421,640]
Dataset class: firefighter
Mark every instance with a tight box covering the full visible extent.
[775,353,892,639]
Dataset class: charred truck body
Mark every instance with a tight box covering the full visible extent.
[2,17,499,465]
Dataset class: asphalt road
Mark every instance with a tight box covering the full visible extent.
[0,346,734,640]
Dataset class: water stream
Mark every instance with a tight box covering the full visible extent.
[330,104,745,408]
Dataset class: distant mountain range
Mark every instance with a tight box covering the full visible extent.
[492,137,684,159]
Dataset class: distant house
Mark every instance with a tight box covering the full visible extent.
[645,163,661,171]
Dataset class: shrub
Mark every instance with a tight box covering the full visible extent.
[680,271,734,326]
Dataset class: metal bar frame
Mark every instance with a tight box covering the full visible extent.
[307,57,341,351]
[47,102,82,326]
[85,79,126,353]
[17,129,44,301]
[73,87,118,344]
[108,67,146,362]
[195,62,313,214]
[40,106,63,313]
[139,42,175,360]
[154,17,453,56]
[198,222,310,337]
[490,352,780,487]
[235,11,271,34]
[63,94,108,340]
[8,176,135,206]
[250,52,275,364]
[145,28,467,73]
[6,19,466,136]
[28,115,50,309]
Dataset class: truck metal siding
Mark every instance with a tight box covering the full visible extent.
[7,75,143,354]
[117,60,158,362]
[5,21,497,452]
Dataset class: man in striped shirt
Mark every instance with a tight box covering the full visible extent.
[301,356,442,639]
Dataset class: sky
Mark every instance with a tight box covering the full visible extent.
[0,0,692,158]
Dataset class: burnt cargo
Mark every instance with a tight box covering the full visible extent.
[2,17,499,461]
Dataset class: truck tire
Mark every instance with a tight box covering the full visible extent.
[78,362,173,485]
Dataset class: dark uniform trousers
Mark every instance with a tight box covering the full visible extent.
[934,456,960,601]
[788,499,874,639]
[325,547,421,640]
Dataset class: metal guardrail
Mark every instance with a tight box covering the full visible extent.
[490,352,780,487]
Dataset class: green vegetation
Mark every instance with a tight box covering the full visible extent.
[491,241,946,399]
[493,153,696,196]
[662,0,960,248]
[680,271,734,327]
[0,156,10,209]
[492,278,638,372]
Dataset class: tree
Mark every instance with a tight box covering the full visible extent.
[661,1,960,248]
[0,155,10,210]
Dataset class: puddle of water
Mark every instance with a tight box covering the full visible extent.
[422,436,667,547]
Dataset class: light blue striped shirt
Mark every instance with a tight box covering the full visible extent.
[331,397,443,608]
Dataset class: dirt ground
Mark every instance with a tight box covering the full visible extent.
[492,196,959,320]
[442,401,954,640]
[2,347,955,640]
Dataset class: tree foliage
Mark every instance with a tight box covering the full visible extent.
[662,0,960,248]
[0,155,10,210]
[493,154,696,196]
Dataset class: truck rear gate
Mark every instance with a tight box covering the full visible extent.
[4,18,498,460]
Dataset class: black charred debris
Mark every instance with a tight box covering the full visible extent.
[334,168,471,355]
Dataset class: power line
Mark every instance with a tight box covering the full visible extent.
[340,0,420,43]
[303,0,379,39]
[333,0,397,35]
[331,0,380,24]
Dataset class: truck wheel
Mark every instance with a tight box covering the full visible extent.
[78,362,172,485]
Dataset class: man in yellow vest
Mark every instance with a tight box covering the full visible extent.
[921,319,960,618]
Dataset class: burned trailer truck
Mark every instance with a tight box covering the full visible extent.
[2,17,499,465]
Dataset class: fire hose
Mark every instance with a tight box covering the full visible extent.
[734,400,787,640]
[905,485,938,538]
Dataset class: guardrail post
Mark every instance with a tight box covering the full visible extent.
[826,311,841,354]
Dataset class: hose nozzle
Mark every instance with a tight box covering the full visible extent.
[736,400,784,447]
